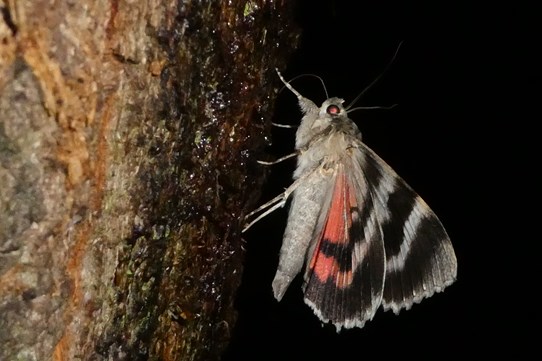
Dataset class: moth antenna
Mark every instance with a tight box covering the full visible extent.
[347,104,398,113]
[284,73,329,99]
[346,41,403,111]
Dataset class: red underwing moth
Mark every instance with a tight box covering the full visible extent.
[243,69,457,331]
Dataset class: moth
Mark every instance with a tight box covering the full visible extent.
[244,69,457,331]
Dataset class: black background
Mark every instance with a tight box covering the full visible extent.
[224,1,537,359]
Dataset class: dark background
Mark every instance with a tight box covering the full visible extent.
[224,1,537,359]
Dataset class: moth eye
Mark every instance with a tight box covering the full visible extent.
[326,104,341,116]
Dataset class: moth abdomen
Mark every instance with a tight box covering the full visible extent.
[272,171,333,300]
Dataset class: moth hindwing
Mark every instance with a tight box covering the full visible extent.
[244,69,457,332]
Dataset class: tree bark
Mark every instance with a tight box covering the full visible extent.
[0,0,299,360]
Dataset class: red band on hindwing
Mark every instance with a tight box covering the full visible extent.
[309,170,355,288]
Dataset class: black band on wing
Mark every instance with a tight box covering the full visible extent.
[380,186,418,259]
[304,256,379,327]
[316,203,368,273]
[358,143,456,313]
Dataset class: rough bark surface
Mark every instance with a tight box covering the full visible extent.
[0,0,299,360]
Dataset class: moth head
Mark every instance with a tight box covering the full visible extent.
[320,97,346,121]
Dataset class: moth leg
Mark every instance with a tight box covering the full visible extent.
[276,68,304,99]
[242,195,288,232]
[243,170,314,232]
[257,152,297,165]
[271,122,297,129]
